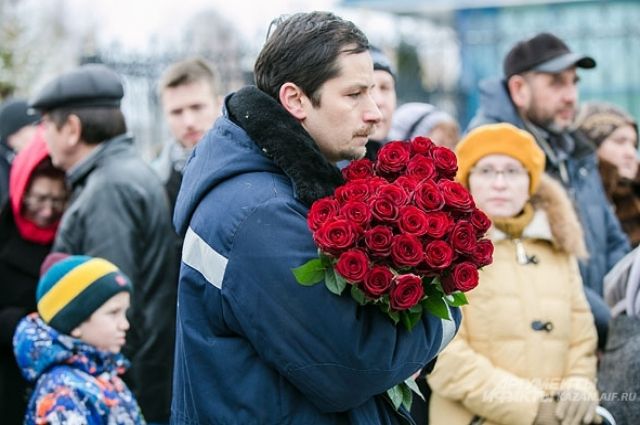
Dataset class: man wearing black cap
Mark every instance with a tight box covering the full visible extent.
[30,63,177,424]
[468,33,630,351]
[0,99,40,206]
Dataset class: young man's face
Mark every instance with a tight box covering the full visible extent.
[72,291,130,353]
[300,50,382,163]
[518,67,579,133]
[370,69,396,141]
[162,80,220,149]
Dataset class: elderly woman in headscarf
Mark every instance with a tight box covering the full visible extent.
[428,123,599,425]
[576,101,640,246]
[0,130,67,424]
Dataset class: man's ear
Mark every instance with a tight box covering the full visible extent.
[507,75,531,110]
[64,114,83,147]
[279,82,307,120]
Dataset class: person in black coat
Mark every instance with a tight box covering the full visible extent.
[0,132,67,424]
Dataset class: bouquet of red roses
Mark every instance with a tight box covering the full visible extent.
[292,137,493,410]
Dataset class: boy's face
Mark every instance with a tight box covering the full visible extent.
[72,291,130,353]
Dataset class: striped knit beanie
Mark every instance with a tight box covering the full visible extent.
[36,255,132,334]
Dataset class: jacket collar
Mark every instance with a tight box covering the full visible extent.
[67,133,133,189]
[226,86,344,207]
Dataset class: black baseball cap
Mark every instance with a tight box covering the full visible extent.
[503,32,596,79]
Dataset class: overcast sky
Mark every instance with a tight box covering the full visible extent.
[67,0,343,50]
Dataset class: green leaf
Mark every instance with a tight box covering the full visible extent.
[400,310,423,331]
[404,377,424,401]
[324,267,347,295]
[387,309,400,325]
[401,382,414,411]
[350,285,367,305]
[386,384,403,410]
[291,258,325,285]
[422,296,451,320]
[319,252,333,267]
[445,291,469,307]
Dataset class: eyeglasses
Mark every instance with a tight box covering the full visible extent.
[470,166,528,182]
[23,194,67,211]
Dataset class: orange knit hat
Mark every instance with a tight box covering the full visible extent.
[455,123,546,194]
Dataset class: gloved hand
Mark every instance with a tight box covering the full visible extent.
[534,398,561,425]
[554,389,598,425]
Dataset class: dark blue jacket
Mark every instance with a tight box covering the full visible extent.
[468,78,630,296]
[171,87,461,425]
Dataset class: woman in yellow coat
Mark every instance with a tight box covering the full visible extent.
[428,123,599,425]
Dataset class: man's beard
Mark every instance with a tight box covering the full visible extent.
[526,102,573,134]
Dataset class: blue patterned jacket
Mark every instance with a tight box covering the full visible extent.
[13,313,145,424]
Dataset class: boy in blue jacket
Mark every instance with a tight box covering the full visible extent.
[13,254,145,424]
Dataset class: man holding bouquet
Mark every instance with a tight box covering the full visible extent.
[171,11,462,424]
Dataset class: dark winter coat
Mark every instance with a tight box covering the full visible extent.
[53,134,177,422]
[171,86,462,424]
[598,315,640,425]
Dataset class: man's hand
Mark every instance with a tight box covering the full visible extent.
[555,389,598,425]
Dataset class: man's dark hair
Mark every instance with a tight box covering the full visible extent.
[254,11,369,107]
[48,107,127,145]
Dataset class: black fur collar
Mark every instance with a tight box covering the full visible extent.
[227,86,344,207]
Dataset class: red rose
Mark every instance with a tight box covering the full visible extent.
[391,234,424,267]
[377,183,409,206]
[307,197,341,231]
[470,208,492,235]
[340,201,372,229]
[335,179,371,203]
[342,158,374,181]
[414,180,445,212]
[362,265,394,297]
[471,239,494,267]
[390,274,424,310]
[371,196,400,223]
[398,205,430,236]
[410,136,434,156]
[449,221,477,254]
[314,219,359,255]
[406,155,436,182]
[368,176,388,191]
[335,249,370,282]
[393,176,420,193]
[423,240,454,270]
[423,211,453,239]
[431,146,458,179]
[442,261,479,294]
[364,225,394,257]
[376,141,411,175]
[438,180,475,212]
